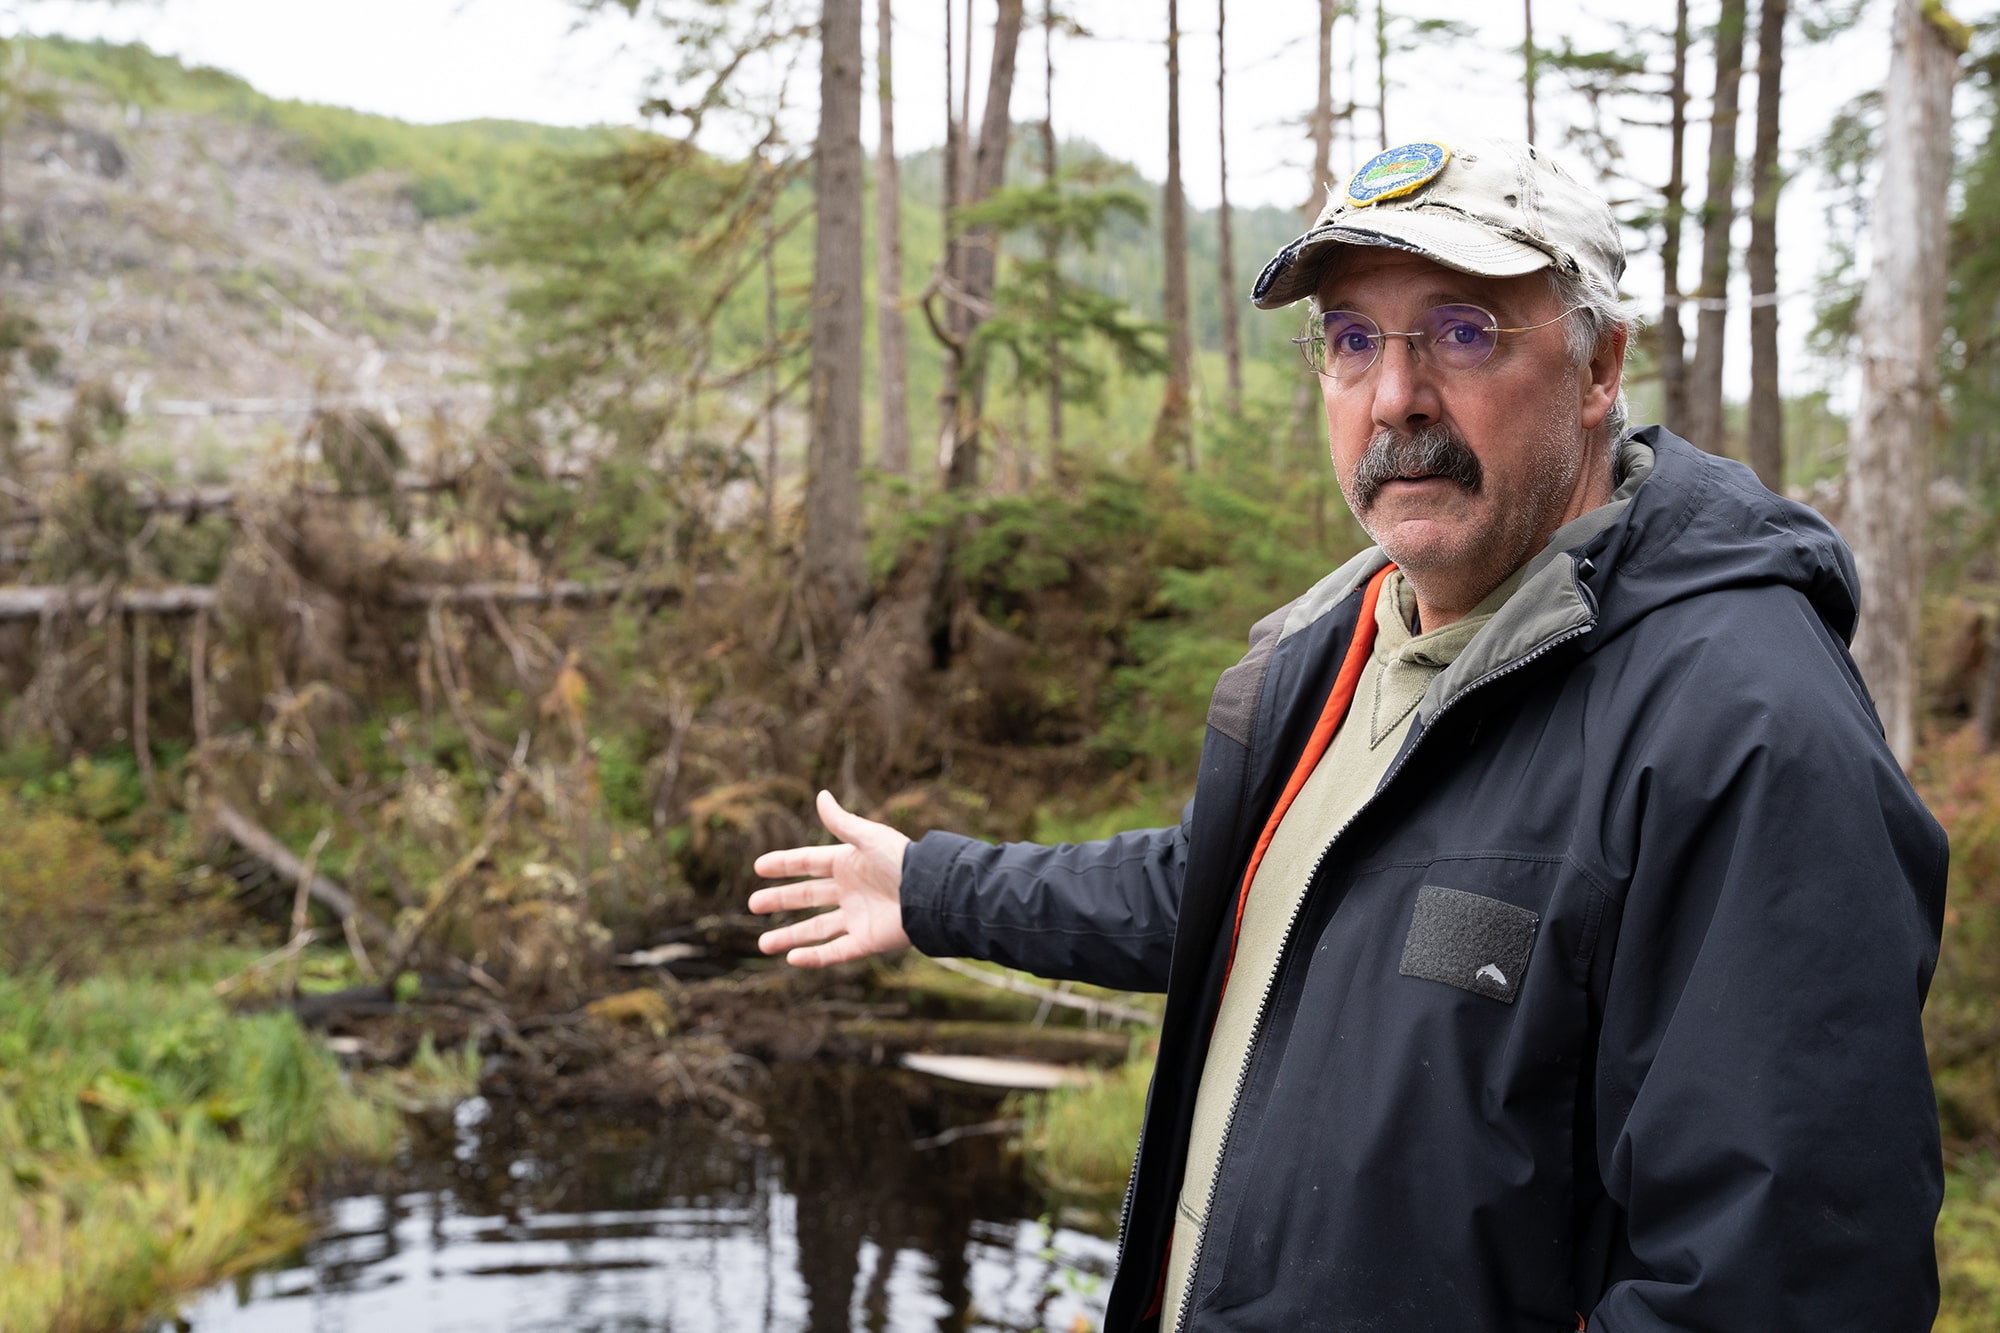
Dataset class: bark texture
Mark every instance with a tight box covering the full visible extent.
[1685,0,1746,456]
[1041,0,1062,462]
[1847,0,1963,766]
[1745,0,1787,492]
[804,0,867,614]
[1217,0,1242,416]
[938,0,1025,491]
[1523,0,1537,142]
[1660,0,1692,431]
[873,0,910,475]
[1309,0,1336,219]
[1153,0,1193,467]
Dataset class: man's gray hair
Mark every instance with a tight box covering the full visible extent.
[1545,265,1641,452]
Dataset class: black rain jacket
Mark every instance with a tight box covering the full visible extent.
[901,429,1948,1332]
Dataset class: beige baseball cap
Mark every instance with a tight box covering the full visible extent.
[1250,137,1626,309]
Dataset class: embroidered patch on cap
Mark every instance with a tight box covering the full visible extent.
[1398,884,1539,1004]
[1345,141,1451,207]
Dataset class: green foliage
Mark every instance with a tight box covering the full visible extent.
[479,135,807,458]
[1921,727,2000,1144]
[1013,1052,1153,1200]
[0,970,396,1332]
[0,778,178,975]
[1940,1153,2000,1333]
[24,36,605,219]
[1943,18,2000,500]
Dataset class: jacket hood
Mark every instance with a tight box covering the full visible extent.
[1585,426,1859,646]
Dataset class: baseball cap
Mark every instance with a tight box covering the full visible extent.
[1250,137,1625,310]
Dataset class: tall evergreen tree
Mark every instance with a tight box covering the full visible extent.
[1217,0,1242,416]
[1745,0,1787,492]
[1660,0,1692,431]
[805,0,866,614]
[873,0,910,475]
[1153,0,1194,467]
[1686,0,1747,456]
[1848,0,1967,765]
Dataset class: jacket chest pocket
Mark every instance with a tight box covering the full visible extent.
[1399,883,1541,1003]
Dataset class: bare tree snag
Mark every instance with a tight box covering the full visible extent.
[1847,0,1965,767]
[1217,0,1242,417]
[804,0,869,617]
[1660,0,1692,431]
[874,0,912,475]
[1152,0,1194,468]
[1686,0,1747,455]
[1746,0,1788,492]
[1523,0,1537,142]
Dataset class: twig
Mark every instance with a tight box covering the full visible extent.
[131,610,155,800]
[380,769,523,979]
[927,956,1157,1026]
[283,827,333,1000]
[190,606,211,750]
[213,928,321,998]
[208,798,391,946]
[913,1117,1023,1152]
[427,597,502,774]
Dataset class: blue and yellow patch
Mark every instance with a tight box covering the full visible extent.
[1345,141,1451,207]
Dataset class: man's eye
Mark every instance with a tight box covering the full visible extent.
[1334,330,1375,355]
[1439,321,1482,346]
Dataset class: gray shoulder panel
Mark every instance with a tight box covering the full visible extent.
[1206,547,1388,749]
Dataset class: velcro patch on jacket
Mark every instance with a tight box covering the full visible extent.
[1398,885,1539,1004]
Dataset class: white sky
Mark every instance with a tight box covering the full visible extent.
[15,0,2000,403]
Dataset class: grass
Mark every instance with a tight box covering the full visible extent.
[1013,1051,1154,1202]
[0,970,398,1333]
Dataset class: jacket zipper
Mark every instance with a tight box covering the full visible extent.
[1166,596,1596,1333]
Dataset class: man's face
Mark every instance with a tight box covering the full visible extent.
[1315,250,1623,619]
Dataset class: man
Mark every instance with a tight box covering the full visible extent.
[751,139,1947,1331]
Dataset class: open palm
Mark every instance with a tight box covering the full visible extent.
[749,790,912,967]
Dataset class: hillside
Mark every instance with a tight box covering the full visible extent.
[4,38,615,479]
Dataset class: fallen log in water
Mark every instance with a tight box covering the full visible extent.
[0,576,682,620]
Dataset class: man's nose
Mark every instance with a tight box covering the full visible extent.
[1369,336,1442,433]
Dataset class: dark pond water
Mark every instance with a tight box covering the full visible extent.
[173,1065,1116,1332]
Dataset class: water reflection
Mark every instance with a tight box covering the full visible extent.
[177,1065,1114,1332]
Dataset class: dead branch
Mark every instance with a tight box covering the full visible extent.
[131,610,155,799]
[283,826,334,999]
[208,797,391,945]
[0,576,687,620]
[380,768,524,980]
[926,956,1157,1026]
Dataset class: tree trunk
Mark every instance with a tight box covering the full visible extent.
[763,197,781,531]
[1375,0,1389,150]
[874,0,910,475]
[1523,0,1536,142]
[937,0,963,483]
[1217,0,1242,417]
[1042,0,1063,466]
[1310,0,1335,220]
[940,0,1026,492]
[1660,0,1692,431]
[804,0,867,615]
[1745,0,1787,492]
[1976,608,2000,751]
[1152,0,1194,467]
[1847,0,1964,767]
[1685,0,1746,456]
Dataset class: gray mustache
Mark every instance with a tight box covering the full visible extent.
[1350,425,1483,510]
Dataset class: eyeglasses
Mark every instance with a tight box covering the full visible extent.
[1293,303,1583,379]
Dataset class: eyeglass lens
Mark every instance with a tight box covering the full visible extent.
[1306,304,1500,378]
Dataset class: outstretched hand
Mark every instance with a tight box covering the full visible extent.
[749,790,912,967]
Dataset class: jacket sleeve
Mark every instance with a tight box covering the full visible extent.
[1584,624,1948,1331]
[897,806,1191,994]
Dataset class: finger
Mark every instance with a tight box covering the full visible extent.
[815,789,875,844]
[753,845,842,879]
[786,932,872,968]
[747,880,839,915]
[757,909,847,955]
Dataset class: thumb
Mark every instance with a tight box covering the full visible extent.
[816,789,867,845]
